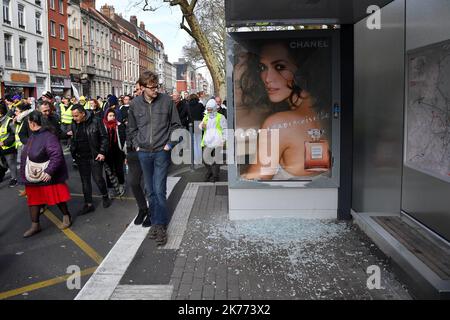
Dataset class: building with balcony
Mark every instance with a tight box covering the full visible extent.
[98,5,122,97]
[131,17,156,76]
[48,0,71,96]
[100,7,139,96]
[0,0,50,98]
[80,0,111,98]
[67,0,82,96]
[146,31,165,87]
[163,54,176,94]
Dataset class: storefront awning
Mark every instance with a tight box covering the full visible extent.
[225,0,395,26]
[3,81,36,88]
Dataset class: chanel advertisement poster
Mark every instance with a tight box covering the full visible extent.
[233,37,332,181]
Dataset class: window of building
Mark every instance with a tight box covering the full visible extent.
[18,4,25,29]
[50,0,55,10]
[35,0,41,7]
[19,38,26,69]
[35,12,41,34]
[61,51,66,69]
[60,24,65,40]
[4,33,12,67]
[51,48,57,68]
[75,48,79,68]
[50,21,56,37]
[58,0,63,14]
[73,17,77,38]
[69,47,73,68]
[3,0,10,24]
[37,42,43,71]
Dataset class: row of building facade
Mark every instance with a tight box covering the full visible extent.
[0,0,183,99]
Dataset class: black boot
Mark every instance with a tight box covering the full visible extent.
[102,195,112,208]
[142,214,152,228]
[134,209,148,225]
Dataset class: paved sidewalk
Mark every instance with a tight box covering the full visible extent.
[168,183,411,300]
[73,166,412,300]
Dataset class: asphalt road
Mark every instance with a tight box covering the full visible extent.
[0,155,150,300]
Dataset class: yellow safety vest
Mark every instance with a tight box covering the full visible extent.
[201,113,223,148]
[15,121,24,148]
[83,100,91,110]
[60,103,73,124]
[0,117,16,150]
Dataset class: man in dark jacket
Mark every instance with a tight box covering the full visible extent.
[120,95,131,125]
[69,104,112,215]
[173,91,191,130]
[128,71,182,246]
[39,101,64,140]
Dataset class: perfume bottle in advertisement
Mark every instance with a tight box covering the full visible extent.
[304,129,331,172]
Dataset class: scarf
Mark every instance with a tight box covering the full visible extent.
[103,118,118,148]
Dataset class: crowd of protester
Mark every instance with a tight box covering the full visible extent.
[0,75,228,245]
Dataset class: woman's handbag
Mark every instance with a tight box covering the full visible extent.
[25,157,50,183]
[25,137,50,183]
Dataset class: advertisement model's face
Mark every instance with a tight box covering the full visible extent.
[258,43,298,104]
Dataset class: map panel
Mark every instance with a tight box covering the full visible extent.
[406,40,450,183]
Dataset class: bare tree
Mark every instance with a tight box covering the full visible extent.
[143,0,226,97]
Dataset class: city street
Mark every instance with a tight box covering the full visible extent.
[0,154,165,300]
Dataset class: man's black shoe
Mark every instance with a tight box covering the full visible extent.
[204,172,212,182]
[155,225,167,246]
[142,215,152,228]
[78,204,95,216]
[8,179,18,187]
[134,209,148,225]
[102,196,112,208]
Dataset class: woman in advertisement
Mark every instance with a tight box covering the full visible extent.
[238,39,331,181]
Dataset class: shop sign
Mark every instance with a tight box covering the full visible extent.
[51,76,65,88]
[11,73,30,83]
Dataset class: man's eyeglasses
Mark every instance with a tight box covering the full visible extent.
[144,84,159,91]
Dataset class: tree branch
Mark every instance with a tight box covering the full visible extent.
[143,0,159,11]
[189,0,198,13]
[180,15,196,40]
[169,0,183,6]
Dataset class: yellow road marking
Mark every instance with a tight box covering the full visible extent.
[70,193,136,201]
[44,210,104,265]
[0,267,97,300]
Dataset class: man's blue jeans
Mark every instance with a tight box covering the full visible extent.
[138,150,170,226]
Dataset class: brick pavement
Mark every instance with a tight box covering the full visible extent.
[168,184,412,300]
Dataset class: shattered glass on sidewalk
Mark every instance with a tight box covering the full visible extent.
[170,186,411,300]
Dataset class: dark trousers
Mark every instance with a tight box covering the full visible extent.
[138,150,170,226]
[76,157,108,204]
[105,149,125,187]
[61,123,71,147]
[127,151,148,211]
[203,147,220,180]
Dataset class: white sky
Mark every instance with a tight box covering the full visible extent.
[96,0,191,63]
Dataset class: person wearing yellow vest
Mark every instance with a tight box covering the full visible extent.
[79,96,88,109]
[13,102,33,164]
[0,103,18,187]
[60,96,73,149]
[199,99,227,183]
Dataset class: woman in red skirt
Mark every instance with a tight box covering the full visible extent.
[20,111,72,237]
